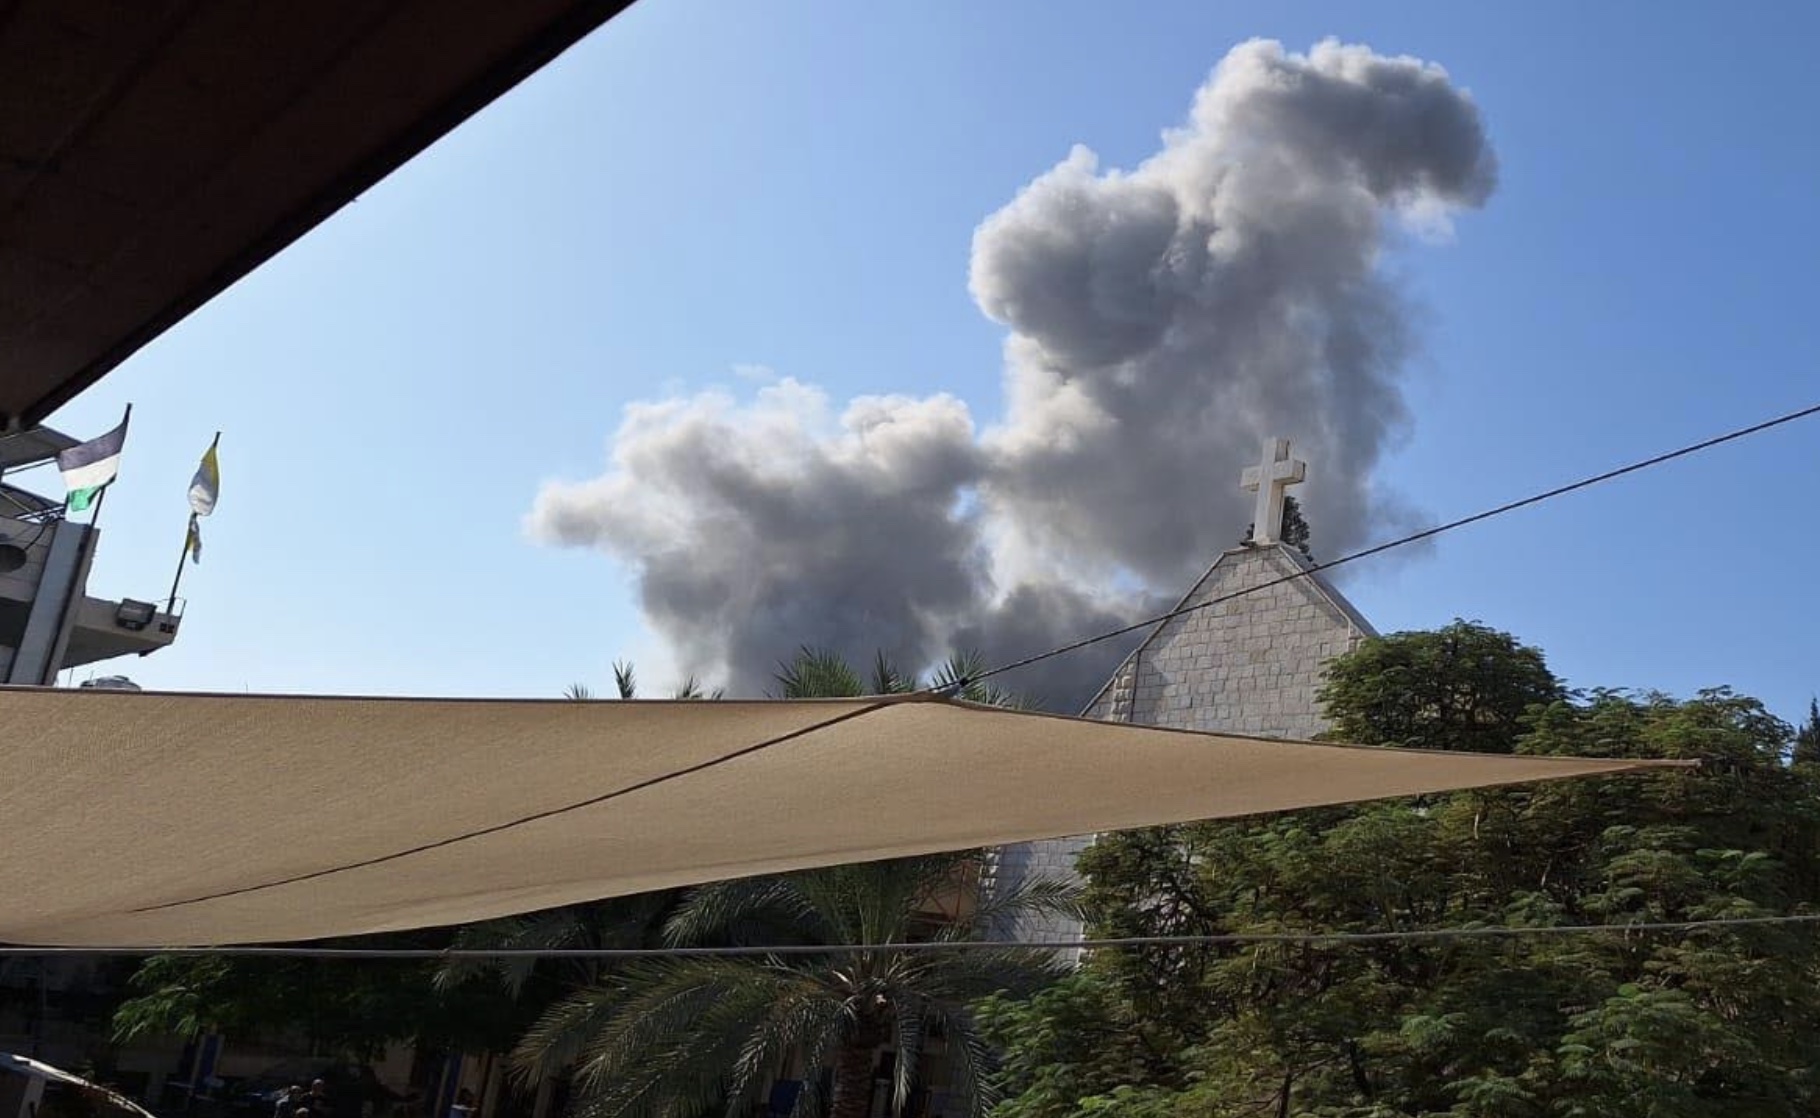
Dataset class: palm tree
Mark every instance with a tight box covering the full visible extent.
[510,855,1075,1118]
[508,647,1066,1118]
[438,890,680,1002]
[771,646,1021,707]
[925,650,1021,709]
[567,659,722,701]
[575,647,1009,705]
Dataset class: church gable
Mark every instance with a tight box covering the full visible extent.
[1085,543,1375,740]
[991,438,1379,947]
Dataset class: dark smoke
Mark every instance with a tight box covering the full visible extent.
[528,39,1496,706]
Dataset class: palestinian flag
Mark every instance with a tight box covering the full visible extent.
[57,417,129,512]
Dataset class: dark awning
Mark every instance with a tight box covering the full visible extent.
[0,0,636,427]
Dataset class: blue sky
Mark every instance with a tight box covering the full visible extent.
[39,0,1820,722]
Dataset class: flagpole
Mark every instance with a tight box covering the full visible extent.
[166,430,220,616]
[83,402,131,533]
[167,511,196,617]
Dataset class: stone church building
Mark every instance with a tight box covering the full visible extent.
[991,439,1379,944]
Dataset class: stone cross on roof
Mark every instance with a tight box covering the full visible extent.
[1241,437,1306,545]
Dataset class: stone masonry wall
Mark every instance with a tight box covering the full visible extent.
[991,543,1376,944]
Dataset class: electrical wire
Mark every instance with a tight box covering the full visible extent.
[24,404,1817,952]
[4,913,1816,958]
[92,403,1820,913]
[956,400,1820,690]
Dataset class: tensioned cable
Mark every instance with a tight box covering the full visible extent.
[7,913,1817,957]
[956,400,1820,690]
[130,700,898,915]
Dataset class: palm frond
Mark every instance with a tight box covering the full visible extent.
[569,1041,718,1118]
[564,682,595,701]
[664,876,826,948]
[594,982,771,1118]
[724,980,845,1117]
[670,675,723,701]
[613,660,638,700]
[890,992,930,1116]
[929,650,1023,707]
[912,946,1067,1005]
[541,961,818,1118]
[787,1010,844,1118]
[511,980,634,1086]
[964,873,1084,939]
[773,646,866,698]
[934,1006,1002,1118]
[547,965,726,1092]
[442,894,677,995]
[792,854,973,948]
[870,650,918,694]
[438,912,543,995]
[526,853,1065,1118]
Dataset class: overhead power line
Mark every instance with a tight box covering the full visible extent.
[3,913,1816,958]
[961,400,1820,689]
[23,404,1810,952]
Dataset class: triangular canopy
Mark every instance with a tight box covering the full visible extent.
[0,688,1687,946]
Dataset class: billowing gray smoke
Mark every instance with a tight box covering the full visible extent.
[528,39,1496,706]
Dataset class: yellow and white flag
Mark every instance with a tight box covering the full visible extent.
[186,516,203,566]
[188,435,220,517]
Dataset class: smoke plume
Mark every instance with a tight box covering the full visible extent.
[528,39,1496,706]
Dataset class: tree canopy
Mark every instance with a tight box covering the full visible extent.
[509,855,1072,1118]
[111,935,526,1061]
[1793,697,1820,767]
[1317,620,1564,755]
[1244,494,1314,561]
[984,622,1820,1118]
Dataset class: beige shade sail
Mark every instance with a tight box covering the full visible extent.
[0,688,1689,947]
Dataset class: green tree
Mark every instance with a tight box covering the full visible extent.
[1318,618,1563,754]
[1793,697,1820,767]
[1243,494,1314,561]
[976,973,1183,1118]
[988,625,1820,1118]
[512,855,1072,1118]
[112,936,524,1060]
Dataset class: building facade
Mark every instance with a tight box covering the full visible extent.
[0,427,181,683]
[991,539,1378,945]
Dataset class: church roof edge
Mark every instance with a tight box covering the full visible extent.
[1078,542,1378,717]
